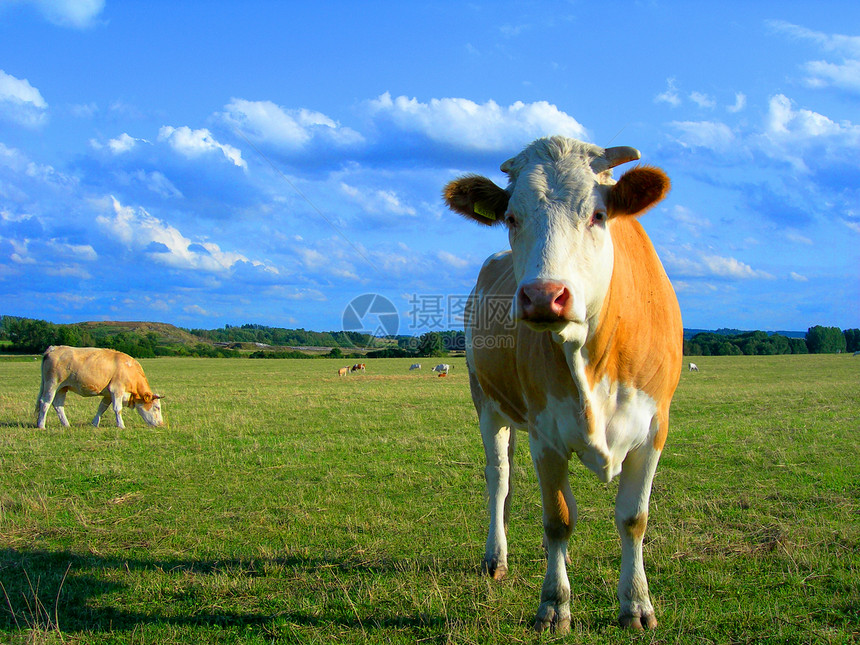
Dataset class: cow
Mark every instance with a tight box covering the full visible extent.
[409,363,422,370]
[432,363,450,375]
[689,362,699,372]
[351,363,366,372]
[443,136,683,632]
[338,367,349,377]
[36,345,164,430]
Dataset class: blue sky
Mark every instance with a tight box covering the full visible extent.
[1,0,858,335]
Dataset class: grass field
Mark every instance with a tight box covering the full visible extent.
[0,355,857,644]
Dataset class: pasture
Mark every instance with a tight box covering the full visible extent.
[0,355,857,644]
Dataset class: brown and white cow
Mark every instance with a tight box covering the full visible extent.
[444,136,682,632]
[36,345,164,429]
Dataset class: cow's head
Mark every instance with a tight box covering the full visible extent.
[134,392,164,427]
[444,136,669,343]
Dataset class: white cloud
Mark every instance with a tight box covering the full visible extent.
[133,170,183,199]
[275,287,327,301]
[1,207,33,223]
[769,21,860,94]
[669,94,860,173]
[790,272,808,282]
[701,253,773,279]
[690,92,716,109]
[655,78,681,107]
[96,196,260,273]
[366,92,587,151]
[760,94,860,170]
[221,98,363,149]
[340,183,416,217]
[670,120,735,152]
[663,248,773,280]
[437,250,470,269]
[70,102,98,118]
[8,238,35,264]
[47,239,97,261]
[46,264,91,279]
[669,205,710,234]
[765,94,845,138]
[803,59,860,93]
[184,304,213,317]
[843,219,860,234]
[158,125,247,169]
[13,0,105,28]
[784,230,813,245]
[727,93,747,113]
[0,69,47,127]
[107,133,142,154]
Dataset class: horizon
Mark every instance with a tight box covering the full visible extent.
[2,315,824,339]
[1,1,859,334]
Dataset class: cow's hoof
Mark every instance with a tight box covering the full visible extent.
[619,611,657,630]
[533,604,570,634]
[481,558,507,580]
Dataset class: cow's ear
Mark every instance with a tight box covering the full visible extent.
[142,392,153,404]
[443,175,509,226]
[607,166,670,217]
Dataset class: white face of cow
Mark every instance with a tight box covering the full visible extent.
[444,136,670,344]
[135,395,164,427]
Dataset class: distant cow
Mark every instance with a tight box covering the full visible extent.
[445,136,682,632]
[689,362,699,371]
[409,363,421,370]
[36,345,164,429]
[351,363,366,372]
[432,364,450,375]
[338,367,349,377]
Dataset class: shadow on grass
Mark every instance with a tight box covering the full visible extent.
[0,547,460,638]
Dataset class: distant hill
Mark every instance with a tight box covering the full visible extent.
[77,320,201,345]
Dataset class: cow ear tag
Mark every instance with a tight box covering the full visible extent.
[473,201,496,220]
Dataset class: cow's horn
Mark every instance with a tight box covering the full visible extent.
[603,146,641,169]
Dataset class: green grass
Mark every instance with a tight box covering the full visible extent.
[0,355,857,643]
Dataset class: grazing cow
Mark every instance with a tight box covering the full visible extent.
[409,363,422,370]
[689,362,699,372]
[36,345,164,429]
[444,136,682,632]
[351,363,366,372]
[432,364,450,375]
[338,367,349,377]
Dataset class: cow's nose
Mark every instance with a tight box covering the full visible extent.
[517,280,572,322]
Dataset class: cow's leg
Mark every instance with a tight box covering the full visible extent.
[92,397,110,428]
[479,406,515,580]
[36,382,55,429]
[52,388,71,427]
[531,439,576,634]
[110,394,126,429]
[615,439,662,630]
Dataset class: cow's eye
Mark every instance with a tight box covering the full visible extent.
[591,210,607,225]
[504,213,518,228]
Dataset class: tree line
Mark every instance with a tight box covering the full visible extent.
[2,316,856,359]
[191,324,377,350]
[684,326,858,356]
